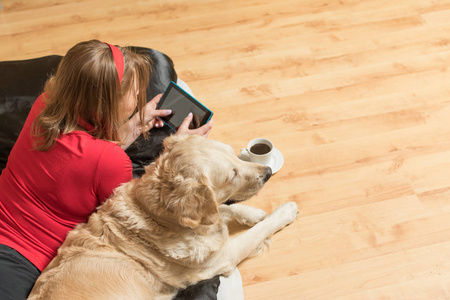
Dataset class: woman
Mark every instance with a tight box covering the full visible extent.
[0,39,212,299]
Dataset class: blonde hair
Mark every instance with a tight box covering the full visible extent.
[32,39,151,151]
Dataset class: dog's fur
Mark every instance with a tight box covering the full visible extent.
[28,135,298,300]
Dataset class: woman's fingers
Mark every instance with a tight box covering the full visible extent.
[177,113,214,137]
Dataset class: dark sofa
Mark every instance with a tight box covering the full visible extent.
[0,47,220,299]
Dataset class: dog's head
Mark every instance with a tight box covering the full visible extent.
[135,135,272,229]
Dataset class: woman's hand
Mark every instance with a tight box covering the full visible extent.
[121,94,171,149]
[177,112,213,137]
[139,94,171,131]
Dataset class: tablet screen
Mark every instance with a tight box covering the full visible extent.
[156,82,213,131]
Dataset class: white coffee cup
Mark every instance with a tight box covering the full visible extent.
[240,138,273,166]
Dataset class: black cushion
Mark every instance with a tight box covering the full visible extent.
[0,55,62,171]
[173,276,221,300]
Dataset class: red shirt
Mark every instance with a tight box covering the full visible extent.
[0,94,133,271]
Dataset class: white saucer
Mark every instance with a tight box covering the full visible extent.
[238,147,284,174]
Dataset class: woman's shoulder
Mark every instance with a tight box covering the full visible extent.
[68,130,125,149]
[55,131,127,162]
[57,131,132,177]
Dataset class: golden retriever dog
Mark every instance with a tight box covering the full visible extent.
[28,134,298,300]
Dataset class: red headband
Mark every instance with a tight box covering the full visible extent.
[105,42,124,83]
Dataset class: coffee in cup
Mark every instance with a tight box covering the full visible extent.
[240,138,273,166]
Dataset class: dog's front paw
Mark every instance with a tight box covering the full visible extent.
[240,207,267,226]
[270,202,298,227]
[230,205,267,226]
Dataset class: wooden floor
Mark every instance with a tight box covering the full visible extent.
[2,0,450,298]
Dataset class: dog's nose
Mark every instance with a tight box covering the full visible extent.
[263,166,272,182]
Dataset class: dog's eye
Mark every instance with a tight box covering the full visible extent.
[230,168,239,182]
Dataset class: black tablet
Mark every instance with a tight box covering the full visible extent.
[156,81,213,132]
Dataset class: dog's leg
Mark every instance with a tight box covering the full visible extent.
[219,203,267,226]
[212,202,298,276]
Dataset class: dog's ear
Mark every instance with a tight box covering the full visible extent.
[169,176,220,229]
[180,183,220,228]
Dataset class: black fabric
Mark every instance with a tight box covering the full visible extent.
[0,55,62,171]
[0,49,219,300]
[173,276,221,300]
[129,125,174,178]
[0,245,41,300]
